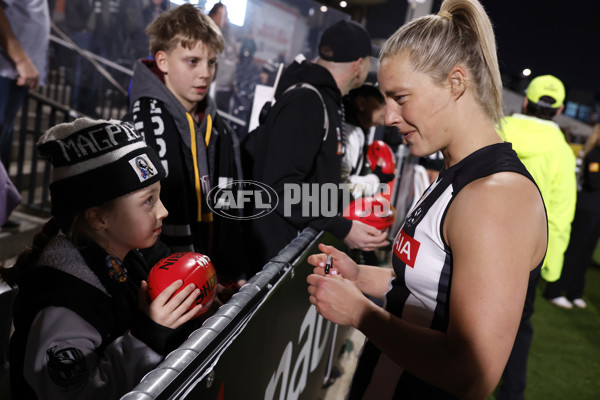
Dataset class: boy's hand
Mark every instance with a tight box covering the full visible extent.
[343,220,389,251]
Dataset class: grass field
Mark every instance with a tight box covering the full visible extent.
[493,261,600,399]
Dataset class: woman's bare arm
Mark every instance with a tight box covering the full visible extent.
[308,244,394,299]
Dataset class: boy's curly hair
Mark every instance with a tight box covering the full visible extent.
[146,4,225,56]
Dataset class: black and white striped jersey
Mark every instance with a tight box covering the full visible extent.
[348,142,539,399]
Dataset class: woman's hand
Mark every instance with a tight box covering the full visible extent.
[307,272,372,328]
[139,280,202,329]
[307,243,360,283]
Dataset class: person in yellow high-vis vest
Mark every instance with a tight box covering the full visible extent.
[498,74,577,400]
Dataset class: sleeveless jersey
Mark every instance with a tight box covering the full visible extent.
[348,142,541,399]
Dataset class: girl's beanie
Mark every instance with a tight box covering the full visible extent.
[37,118,166,217]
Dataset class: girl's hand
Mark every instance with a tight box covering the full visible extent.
[139,280,202,329]
[307,243,360,283]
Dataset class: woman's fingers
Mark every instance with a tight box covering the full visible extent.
[308,243,345,269]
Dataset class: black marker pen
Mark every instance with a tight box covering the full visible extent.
[325,255,332,275]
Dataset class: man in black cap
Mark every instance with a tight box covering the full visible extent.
[248,20,389,266]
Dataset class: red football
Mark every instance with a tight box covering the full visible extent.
[367,140,396,175]
[344,196,396,231]
[147,252,217,317]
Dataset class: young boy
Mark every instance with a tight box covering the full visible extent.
[128,4,248,286]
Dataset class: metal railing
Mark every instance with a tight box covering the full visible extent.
[121,228,350,400]
[35,62,129,121]
[13,91,77,213]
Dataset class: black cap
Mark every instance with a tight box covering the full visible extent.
[319,20,372,62]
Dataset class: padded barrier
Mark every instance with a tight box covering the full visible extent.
[121,228,351,400]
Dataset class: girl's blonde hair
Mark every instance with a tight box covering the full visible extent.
[380,0,503,126]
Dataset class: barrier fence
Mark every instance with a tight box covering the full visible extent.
[121,228,351,400]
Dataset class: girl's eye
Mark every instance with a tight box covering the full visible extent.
[145,196,154,205]
[394,95,406,103]
[187,59,197,66]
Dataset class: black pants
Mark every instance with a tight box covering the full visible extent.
[497,265,541,400]
[544,207,600,300]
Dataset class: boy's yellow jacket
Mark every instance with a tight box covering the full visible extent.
[499,113,577,281]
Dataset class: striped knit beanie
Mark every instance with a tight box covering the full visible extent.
[37,118,166,217]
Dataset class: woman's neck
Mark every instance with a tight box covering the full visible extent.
[442,99,502,168]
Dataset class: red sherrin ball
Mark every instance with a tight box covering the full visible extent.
[344,196,396,231]
[147,252,218,317]
[367,140,396,175]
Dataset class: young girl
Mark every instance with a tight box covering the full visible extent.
[0,118,202,399]
[306,0,548,399]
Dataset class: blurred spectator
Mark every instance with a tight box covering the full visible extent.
[228,31,262,138]
[90,0,123,62]
[209,2,237,113]
[544,123,600,309]
[143,0,168,27]
[64,0,95,114]
[239,31,256,61]
[135,0,168,58]
[259,60,279,86]
[341,83,388,267]
[341,83,388,198]
[67,0,138,116]
[246,20,388,267]
[498,74,577,400]
[119,0,146,62]
[0,161,21,227]
[0,0,49,166]
[0,0,50,230]
[230,59,280,139]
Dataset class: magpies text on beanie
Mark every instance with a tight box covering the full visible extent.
[37,118,166,217]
